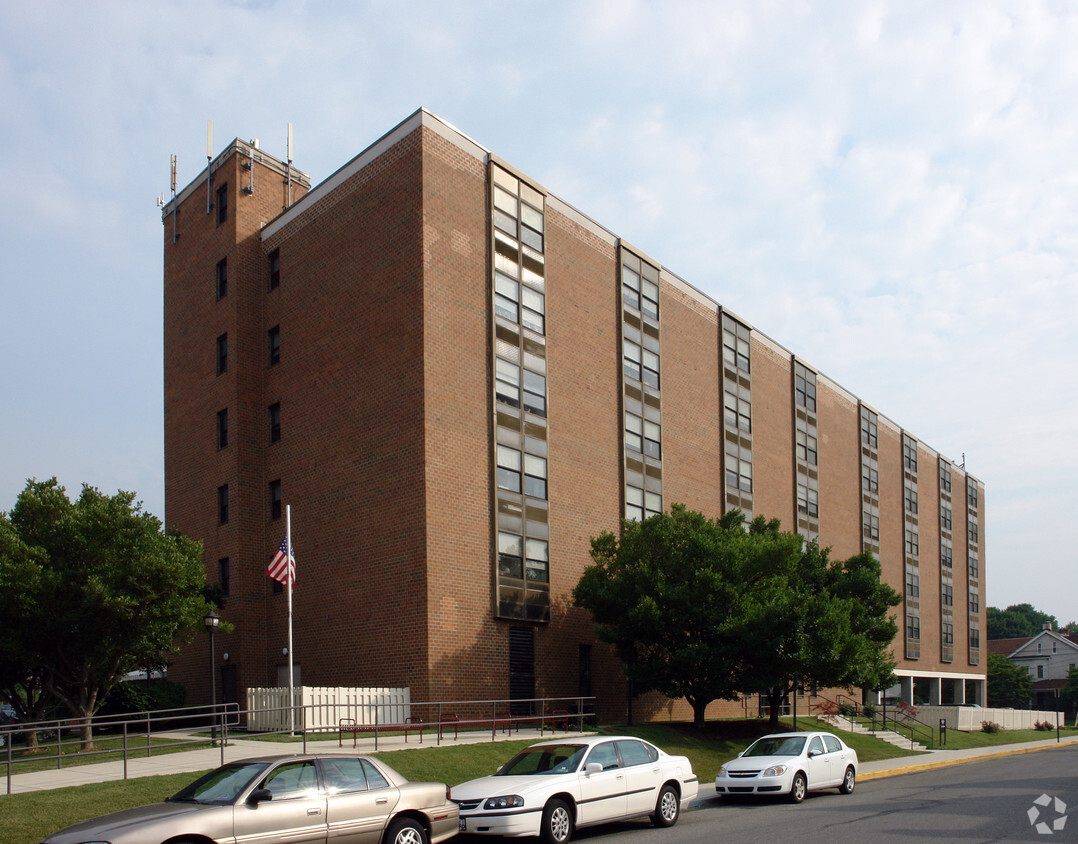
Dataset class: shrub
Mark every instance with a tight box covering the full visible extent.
[1034,720,1055,731]
[811,699,840,716]
[862,703,877,719]
[839,703,858,718]
[981,720,1002,734]
[99,680,187,718]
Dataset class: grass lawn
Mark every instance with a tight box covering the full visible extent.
[3,718,1068,844]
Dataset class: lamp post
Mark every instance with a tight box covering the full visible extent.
[204,610,220,744]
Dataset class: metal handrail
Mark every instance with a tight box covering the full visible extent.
[832,693,936,749]
[3,695,595,794]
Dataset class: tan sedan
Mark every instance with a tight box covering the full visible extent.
[42,753,459,844]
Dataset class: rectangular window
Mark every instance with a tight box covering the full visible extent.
[969,628,980,649]
[906,614,920,641]
[942,584,953,606]
[268,326,280,366]
[797,484,819,517]
[906,571,919,598]
[904,484,918,514]
[497,445,522,493]
[1038,665,1044,679]
[941,544,953,568]
[525,537,549,583]
[640,276,659,321]
[968,521,979,544]
[968,484,979,508]
[862,466,879,494]
[796,428,817,465]
[643,419,661,459]
[864,513,880,541]
[219,557,230,595]
[968,553,979,578]
[522,368,546,416]
[723,327,750,373]
[216,333,228,375]
[217,484,229,525]
[625,412,643,453]
[969,592,979,613]
[216,183,228,224]
[495,358,520,408]
[940,462,952,493]
[268,249,280,290]
[216,258,228,299]
[725,388,751,432]
[903,438,918,472]
[623,339,642,382]
[495,272,519,322]
[269,479,281,521]
[941,505,952,531]
[622,265,641,310]
[795,373,817,412]
[521,286,545,334]
[905,527,919,557]
[269,402,281,443]
[217,408,228,449]
[943,622,954,645]
[498,532,523,578]
[641,348,660,389]
[523,453,547,500]
[861,412,878,448]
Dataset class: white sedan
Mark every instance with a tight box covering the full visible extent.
[452,735,699,843]
[714,731,858,803]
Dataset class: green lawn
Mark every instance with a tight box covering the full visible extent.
[3,718,1067,844]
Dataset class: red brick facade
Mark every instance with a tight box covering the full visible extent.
[163,110,986,722]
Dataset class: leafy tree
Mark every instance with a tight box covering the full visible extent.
[986,652,1033,708]
[573,504,901,729]
[1061,666,1078,715]
[987,604,1057,639]
[1,478,212,750]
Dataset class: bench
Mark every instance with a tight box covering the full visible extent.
[337,716,426,747]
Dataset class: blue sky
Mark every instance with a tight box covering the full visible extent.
[1,1,1075,622]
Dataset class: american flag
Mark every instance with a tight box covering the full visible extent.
[267,535,295,585]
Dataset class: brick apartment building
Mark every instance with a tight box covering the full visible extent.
[162,108,987,722]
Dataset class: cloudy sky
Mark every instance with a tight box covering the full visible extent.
[1,1,1075,622]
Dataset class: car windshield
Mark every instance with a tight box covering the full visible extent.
[743,736,807,758]
[496,744,587,776]
[168,761,270,804]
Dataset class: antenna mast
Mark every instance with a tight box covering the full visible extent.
[285,123,293,209]
[206,120,213,214]
[170,154,178,242]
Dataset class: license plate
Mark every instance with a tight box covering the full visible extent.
[459,818,466,831]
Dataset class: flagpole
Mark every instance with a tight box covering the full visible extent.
[286,504,295,736]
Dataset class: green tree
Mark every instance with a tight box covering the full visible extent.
[986,652,1033,708]
[1,478,212,750]
[987,603,1057,639]
[572,505,901,729]
[1061,666,1078,715]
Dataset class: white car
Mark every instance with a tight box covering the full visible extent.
[714,731,858,803]
[452,735,699,843]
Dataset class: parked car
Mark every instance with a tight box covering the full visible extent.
[452,735,698,844]
[0,703,17,725]
[714,731,858,803]
[42,753,459,844]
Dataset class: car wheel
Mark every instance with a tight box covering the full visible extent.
[839,765,856,794]
[788,772,807,804]
[386,817,428,844]
[541,798,574,844]
[652,783,680,827]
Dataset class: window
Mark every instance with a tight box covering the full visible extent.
[906,614,920,641]
[268,326,280,366]
[625,412,643,453]
[495,358,520,408]
[904,484,918,514]
[525,538,548,582]
[270,479,281,521]
[217,484,229,525]
[623,339,641,382]
[1038,665,1045,679]
[616,739,657,767]
[968,553,979,578]
[268,249,280,290]
[906,571,919,598]
[523,453,547,499]
[941,544,952,568]
[521,286,545,334]
[726,449,753,493]
[216,333,228,375]
[218,557,230,595]
[968,521,979,544]
[969,628,980,649]
[969,592,979,613]
[942,622,954,645]
[640,276,659,321]
[723,327,750,373]
[217,408,228,449]
[864,513,880,542]
[905,527,919,558]
[861,414,878,449]
[725,388,751,432]
[216,258,228,299]
[942,583,952,606]
[968,484,979,508]
[262,761,317,800]
[940,462,952,493]
[797,484,818,517]
[862,466,879,494]
[497,445,522,493]
[622,265,641,310]
[269,402,281,443]
[625,486,662,522]
[796,428,817,465]
[644,419,661,459]
[522,368,546,416]
[941,505,952,531]
[795,373,816,412]
[495,272,519,322]
[216,183,228,224]
[642,348,660,389]
[903,438,918,472]
[498,532,523,578]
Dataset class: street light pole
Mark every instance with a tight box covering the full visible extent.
[204,610,220,745]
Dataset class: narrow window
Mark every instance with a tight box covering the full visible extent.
[269,402,281,443]
[269,479,281,521]
[216,183,228,224]
[216,333,228,375]
[268,249,280,291]
[218,557,230,596]
[217,408,228,449]
[217,484,229,525]
[523,453,547,500]
[216,258,228,299]
[268,325,280,366]
[496,445,522,493]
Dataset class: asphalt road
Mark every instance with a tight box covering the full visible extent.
[515,745,1078,844]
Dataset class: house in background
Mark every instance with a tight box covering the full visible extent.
[988,627,1078,711]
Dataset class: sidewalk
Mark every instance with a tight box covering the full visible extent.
[5,729,1077,796]
[2,726,568,795]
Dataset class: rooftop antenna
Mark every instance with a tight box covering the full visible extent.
[285,122,294,209]
[206,119,213,214]
[960,452,966,469]
[170,153,178,242]
[242,139,256,195]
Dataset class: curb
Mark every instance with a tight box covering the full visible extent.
[859,736,1078,781]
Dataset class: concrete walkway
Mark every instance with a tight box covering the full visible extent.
[5,729,1078,796]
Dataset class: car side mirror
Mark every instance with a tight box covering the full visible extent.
[248,788,273,804]
[585,762,603,775]
[808,750,821,758]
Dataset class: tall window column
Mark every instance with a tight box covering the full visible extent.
[722,315,752,515]
[902,433,920,660]
[491,163,550,623]
[967,478,982,665]
[939,459,954,663]
[793,361,819,542]
[859,405,880,557]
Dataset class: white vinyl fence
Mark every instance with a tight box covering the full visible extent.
[247,686,411,732]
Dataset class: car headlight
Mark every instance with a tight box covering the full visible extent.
[484,795,525,810]
[717,764,728,776]
[762,764,789,777]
